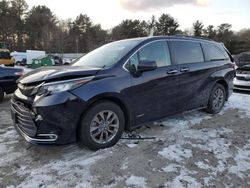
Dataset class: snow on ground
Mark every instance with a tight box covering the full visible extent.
[0,92,250,187]
[164,167,202,188]
[158,144,193,162]
[125,175,147,188]
[228,139,250,179]
[224,92,250,116]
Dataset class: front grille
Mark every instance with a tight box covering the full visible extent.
[236,69,250,74]
[234,85,250,90]
[236,76,250,81]
[11,99,37,137]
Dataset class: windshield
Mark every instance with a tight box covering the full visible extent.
[73,39,141,68]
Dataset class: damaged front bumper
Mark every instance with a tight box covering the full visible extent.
[11,89,87,145]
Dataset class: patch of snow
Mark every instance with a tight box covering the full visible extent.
[0,143,24,167]
[183,127,233,143]
[0,111,13,125]
[225,93,250,117]
[229,139,250,178]
[185,128,232,161]
[126,143,138,148]
[196,160,226,174]
[165,167,202,188]
[162,164,181,173]
[0,130,17,142]
[161,111,211,130]
[6,186,15,188]
[125,175,146,188]
[207,139,231,160]
[203,176,213,186]
[158,144,193,162]
[121,158,129,170]
[16,151,108,188]
[195,161,211,170]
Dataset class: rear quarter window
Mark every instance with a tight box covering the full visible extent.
[171,41,204,64]
[202,43,228,61]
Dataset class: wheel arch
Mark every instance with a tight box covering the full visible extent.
[78,94,131,133]
[215,79,229,100]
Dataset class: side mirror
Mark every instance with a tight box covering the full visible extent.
[137,60,157,72]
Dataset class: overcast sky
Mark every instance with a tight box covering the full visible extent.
[25,0,250,31]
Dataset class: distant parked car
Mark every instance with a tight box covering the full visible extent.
[0,66,23,102]
[11,36,235,150]
[234,64,250,91]
[0,49,15,67]
[15,58,27,66]
[52,55,63,66]
[63,58,72,65]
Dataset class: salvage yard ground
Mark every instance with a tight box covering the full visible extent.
[0,92,250,188]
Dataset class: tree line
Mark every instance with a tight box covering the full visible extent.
[1,0,250,54]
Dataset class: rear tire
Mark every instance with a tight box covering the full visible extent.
[78,101,125,150]
[0,87,4,102]
[206,83,226,114]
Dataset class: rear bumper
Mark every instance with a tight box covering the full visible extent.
[11,90,87,145]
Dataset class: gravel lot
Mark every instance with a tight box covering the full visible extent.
[0,92,250,188]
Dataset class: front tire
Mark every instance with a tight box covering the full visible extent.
[0,86,4,102]
[78,101,125,150]
[206,83,226,114]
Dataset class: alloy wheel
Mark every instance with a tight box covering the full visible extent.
[212,88,224,110]
[90,110,120,144]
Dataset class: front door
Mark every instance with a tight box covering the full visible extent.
[126,40,181,125]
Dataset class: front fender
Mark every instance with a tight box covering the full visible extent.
[70,74,133,128]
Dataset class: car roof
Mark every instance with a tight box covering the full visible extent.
[122,35,219,45]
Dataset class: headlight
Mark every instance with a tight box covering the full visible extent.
[38,76,94,95]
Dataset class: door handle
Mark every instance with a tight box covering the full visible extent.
[167,69,178,74]
[180,67,190,72]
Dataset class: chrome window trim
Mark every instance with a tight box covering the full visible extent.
[122,39,169,72]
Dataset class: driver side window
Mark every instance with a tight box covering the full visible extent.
[128,41,171,73]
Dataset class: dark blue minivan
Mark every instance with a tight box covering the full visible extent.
[11,36,235,150]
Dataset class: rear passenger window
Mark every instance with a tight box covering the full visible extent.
[202,43,227,61]
[171,41,204,64]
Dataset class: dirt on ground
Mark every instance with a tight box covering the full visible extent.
[0,93,250,188]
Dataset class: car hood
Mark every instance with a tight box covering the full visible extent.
[19,66,101,84]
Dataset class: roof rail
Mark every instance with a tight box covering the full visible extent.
[172,35,214,42]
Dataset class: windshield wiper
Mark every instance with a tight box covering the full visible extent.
[95,65,106,75]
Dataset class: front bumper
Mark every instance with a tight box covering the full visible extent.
[233,78,250,91]
[11,90,87,145]
[14,122,58,144]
